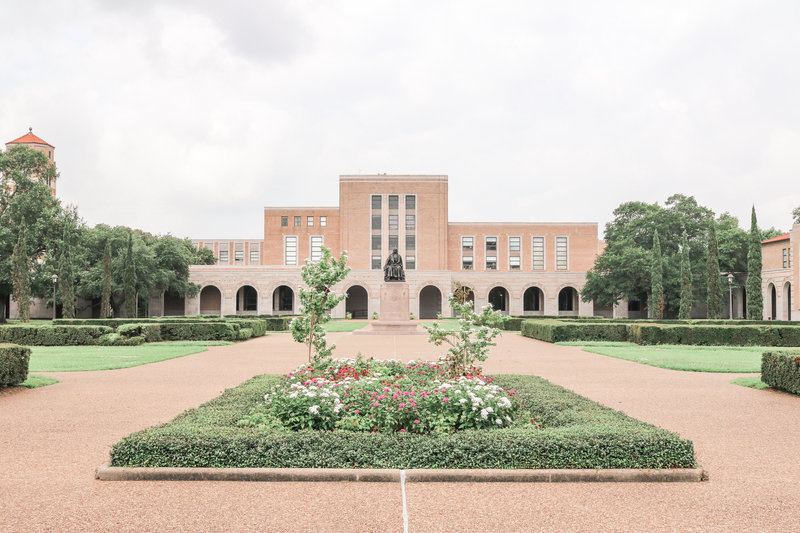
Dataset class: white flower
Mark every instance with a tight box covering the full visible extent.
[289,392,299,399]
[496,418,503,426]
[505,415,512,422]
[333,403,343,413]
[485,406,494,414]
[480,408,489,420]
[309,405,320,415]
[263,393,270,402]
[498,397,512,408]
[459,398,467,404]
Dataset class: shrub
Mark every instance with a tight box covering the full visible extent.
[0,343,30,387]
[110,373,696,469]
[521,320,629,343]
[630,324,800,346]
[118,323,163,343]
[0,325,113,346]
[98,333,146,346]
[158,322,238,341]
[501,318,523,331]
[761,351,800,394]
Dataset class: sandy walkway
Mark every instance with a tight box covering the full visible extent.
[1,331,798,532]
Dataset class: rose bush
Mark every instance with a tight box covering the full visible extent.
[244,358,523,434]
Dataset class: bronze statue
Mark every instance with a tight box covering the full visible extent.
[384,248,405,282]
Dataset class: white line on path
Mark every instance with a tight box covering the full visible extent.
[400,469,409,533]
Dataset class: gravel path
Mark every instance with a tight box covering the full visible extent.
[1,331,798,532]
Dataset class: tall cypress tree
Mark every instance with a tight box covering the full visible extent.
[679,231,693,319]
[11,223,31,322]
[101,241,113,318]
[706,220,724,318]
[746,206,763,320]
[123,233,137,318]
[58,226,76,319]
[650,229,664,319]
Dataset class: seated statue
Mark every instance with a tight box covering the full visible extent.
[383,248,405,282]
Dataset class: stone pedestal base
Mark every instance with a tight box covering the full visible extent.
[352,282,426,335]
[352,320,427,335]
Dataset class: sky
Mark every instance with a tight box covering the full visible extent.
[2,1,799,240]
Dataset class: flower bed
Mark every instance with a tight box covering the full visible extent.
[244,359,522,433]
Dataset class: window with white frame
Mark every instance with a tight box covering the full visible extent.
[389,214,399,230]
[389,235,398,249]
[249,249,260,263]
[307,216,314,226]
[310,236,323,262]
[461,236,473,270]
[405,214,416,230]
[783,248,788,268]
[406,235,415,250]
[219,250,229,262]
[388,195,399,209]
[485,237,497,270]
[294,216,301,227]
[405,195,416,209]
[320,216,327,227]
[234,250,244,263]
[371,255,382,269]
[509,236,521,270]
[284,236,297,265]
[406,256,416,270]
[556,236,568,270]
[532,236,545,270]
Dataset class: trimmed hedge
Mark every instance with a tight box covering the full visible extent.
[501,318,523,331]
[224,315,294,331]
[521,320,629,343]
[762,351,800,394]
[630,324,800,346]
[0,343,30,387]
[118,323,163,343]
[0,325,113,346]
[98,333,146,346]
[110,374,696,470]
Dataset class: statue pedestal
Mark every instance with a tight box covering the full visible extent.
[353,282,426,335]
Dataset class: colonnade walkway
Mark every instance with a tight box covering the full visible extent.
[1,331,798,531]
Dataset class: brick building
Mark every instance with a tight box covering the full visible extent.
[761,228,798,320]
[168,175,609,319]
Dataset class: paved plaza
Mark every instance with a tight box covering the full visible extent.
[1,332,798,532]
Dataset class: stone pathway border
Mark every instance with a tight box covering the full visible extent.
[96,464,705,483]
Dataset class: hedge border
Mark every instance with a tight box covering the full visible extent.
[761,350,800,394]
[0,343,31,387]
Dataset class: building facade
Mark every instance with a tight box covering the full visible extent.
[761,228,798,320]
[170,175,609,319]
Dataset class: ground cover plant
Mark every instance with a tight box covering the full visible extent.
[730,376,770,390]
[110,365,696,469]
[569,342,767,372]
[27,341,232,372]
[18,374,59,388]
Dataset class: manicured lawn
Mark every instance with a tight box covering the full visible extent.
[563,341,768,372]
[19,375,60,388]
[730,376,770,390]
[323,320,369,332]
[28,341,232,372]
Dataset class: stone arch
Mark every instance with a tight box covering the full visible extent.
[419,285,442,319]
[783,281,792,321]
[346,285,369,319]
[488,286,509,314]
[523,286,545,315]
[236,285,258,314]
[199,285,222,315]
[768,283,776,320]
[272,285,295,314]
[558,286,579,315]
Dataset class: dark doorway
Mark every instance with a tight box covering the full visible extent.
[346,285,369,319]
[419,285,442,319]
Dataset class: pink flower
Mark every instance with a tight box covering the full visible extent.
[400,429,406,432]
[414,420,420,424]
[443,397,449,402]
[355,410,360,414]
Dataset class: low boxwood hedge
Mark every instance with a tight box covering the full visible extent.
[110,374,696,469]
[0,343,31,387]
[98,333,146,346]
[521,320,629,343]
[630,324,800,346]
[761,351,800,394]
[0,325,113,346]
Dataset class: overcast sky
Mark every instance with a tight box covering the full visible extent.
[2,1,799,240]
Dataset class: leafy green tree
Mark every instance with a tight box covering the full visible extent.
[11,223,31,322]
[290,247,350,366]
[649,229,664,319]
[747,206,763,320]
[123,233,137,317]
[792,206,800,225]
[56,207,83,319]
[679,231,693,319]
[424,293,506,378]
[706,221,724,318]
[101,241,113,318]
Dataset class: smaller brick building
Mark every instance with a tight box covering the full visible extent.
[761,228,798,320]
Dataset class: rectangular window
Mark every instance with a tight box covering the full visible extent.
[485,236,497,252]
[372,215,382,230]
[371,195,382,209]
[320,216,327,227]
[389,214,399,230]
[203,242,213,250]
[509,236,520,252]
[556,236,568,270]
[509,256,520,270]
[405,195,416,210]
[310,236,323,262]
[406,235,415,250]
[389,235,398,249]
[462,236,474,270]
[294,216,301,227]
[462,256,473,270]
[406,256,416,270]
[791,248,793,268]
[405,214,416,230]
[388,195,399,209]
[784,248,788,268]
[532,236,545,270]
[371,235,381,250]
[249,250,259,263]
[219,250,229,262]
[509,236,521,270]
[284,236,297,265]
[281,216,288,227]
[486,256,497,270]
[372,255,381,270]
[234,250,244,263]
[462,236,474,251]
[307,216,314,226]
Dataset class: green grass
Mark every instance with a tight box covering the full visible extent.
[28,341,233,372]
[18,374,60,388]
[730,376,770,390]
[323,320,369,332]
[577,343,769,372]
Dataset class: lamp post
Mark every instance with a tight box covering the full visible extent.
[51,274,58,320]
[727,273,734,320]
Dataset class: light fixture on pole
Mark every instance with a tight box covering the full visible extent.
[727,273,735,320]
[51,274,58,320]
